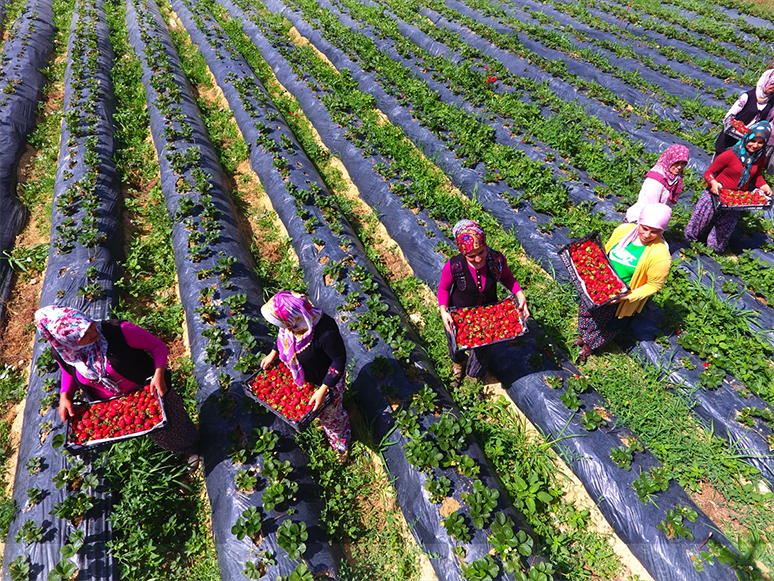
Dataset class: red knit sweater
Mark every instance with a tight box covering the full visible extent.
[704,149,768,191]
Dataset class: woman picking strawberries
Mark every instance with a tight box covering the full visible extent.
[575,204,673,362]
[715,69,774,156]
[260,291,351,463]
[438,220,529,385]
[35,305,198,457]
[685,121,773,252]
[625,144,689,223]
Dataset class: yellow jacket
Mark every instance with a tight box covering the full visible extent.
[604,224,672,318]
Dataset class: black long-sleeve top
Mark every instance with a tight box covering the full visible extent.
[296,314,347,388]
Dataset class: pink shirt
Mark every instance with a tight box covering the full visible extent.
[437,259,522,306]
[59,321,168,399]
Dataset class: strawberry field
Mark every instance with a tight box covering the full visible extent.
[1,0,774,579]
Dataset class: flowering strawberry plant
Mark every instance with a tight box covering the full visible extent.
[66,385,166,449]
[248,362,329,431]
[714,187,771,210]
[561,235,628,307]
[450,296,525,349]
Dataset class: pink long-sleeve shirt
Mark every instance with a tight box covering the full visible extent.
[437,259,522,306]
[59,321,168,399]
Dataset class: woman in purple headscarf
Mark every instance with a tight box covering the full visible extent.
[437,220,529,385]
[34,305,198,456]
[686,121,773,252]
[260,291,351,463]
[576,204,673,362]
[625,144,689,223]
[715,69,774,155]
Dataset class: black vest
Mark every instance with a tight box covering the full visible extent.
[736,89,774,126]
[449,254,498,308]
[52,320,157,400]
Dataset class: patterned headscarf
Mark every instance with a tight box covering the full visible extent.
[260,291,323,386]
[453,219,486,254]
[730,121,771,190]
[645,144,689,204]
[756,69,774,103]
[34,305,119,392]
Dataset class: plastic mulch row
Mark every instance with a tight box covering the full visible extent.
[211,0,742,578]
[175,2,545,577]
[0,0,57,326]
[125,0,340,578]
[3,0,120,575]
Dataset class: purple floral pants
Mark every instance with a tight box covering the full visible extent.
[317,376,350,452]
[577,303,630,350]
[684,190,739,252]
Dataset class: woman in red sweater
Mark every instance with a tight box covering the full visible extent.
[685,121,772,252]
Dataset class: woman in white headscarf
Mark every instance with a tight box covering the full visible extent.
[715,69,774,155]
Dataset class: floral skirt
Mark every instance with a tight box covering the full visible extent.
[577,302,630,351]
[149,387,198,456]
[317,376,351,452]
[684,190,739,252]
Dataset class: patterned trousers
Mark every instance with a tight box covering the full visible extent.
[317,376,351,452]
[149,387,198,455]
[684,190,739,252]
[577,302,630,351]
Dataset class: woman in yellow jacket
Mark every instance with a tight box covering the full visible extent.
[575,203,673,362]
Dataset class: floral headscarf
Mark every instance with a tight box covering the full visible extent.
[453,219,486,254]
[730,121,771,190]
[34,305,119,392]
[756,69,774,103]
[260,291,323,386]
[645,144,689,204]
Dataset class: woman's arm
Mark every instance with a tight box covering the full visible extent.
[57,361,76,422]
[725,92,747,120]
[438,261,455,333]
[499,263,529,318]
[309,328,347,411]
[121,321,168,396]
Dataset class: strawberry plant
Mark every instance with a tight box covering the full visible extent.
[632,467,671,505]
[60,529,85,559]
[488,513,533,574]
[14,519,43,544]
[8,556,30,581]
[580,409,606,431]
[442,510,471,543]
[276,519,307,560]
[262,477,299,512]
[657,505,698,540]
[460,554,499,581]
[47,560,78,581]
[231,506,262,543]
[461,480,499,529]
[235,468,257,492]
[51,491,95,526]
[424,474,451,503]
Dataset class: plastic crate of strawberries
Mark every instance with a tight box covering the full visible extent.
[449,294,527,351]
[730,118,748,136]
[558,232,630,309]
[64,384,167,454]
[244,361,333,432]
[710,187,772,212]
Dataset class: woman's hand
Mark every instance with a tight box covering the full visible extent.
[309,385,329,412]
[150,367,167,398]
[59,392,75,423]
[260,350,278,370]
[515,290,530,320]
[610,291,631,304]
[760,184,773,198]
[439,306,455,334]
[709,180,722,195]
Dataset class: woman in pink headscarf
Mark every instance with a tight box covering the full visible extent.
[260,291,351,463]
[438,220,529,385]
[34,305,198,456]
[715,69,774,155]
[625,144,689,223]
[575,204,673,362]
